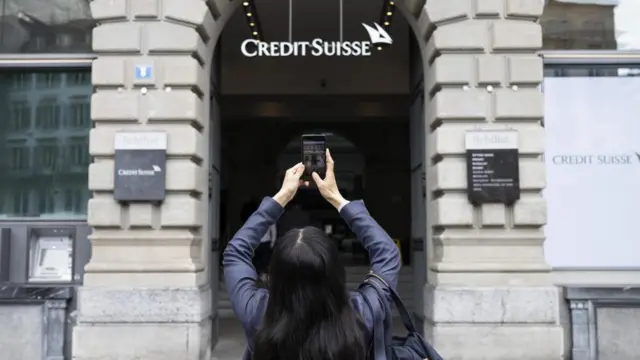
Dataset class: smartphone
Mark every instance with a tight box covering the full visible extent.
[301,134,327,178]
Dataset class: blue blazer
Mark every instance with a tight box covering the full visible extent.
[222,197,401,359]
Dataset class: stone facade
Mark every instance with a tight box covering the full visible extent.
[79,0,567,359]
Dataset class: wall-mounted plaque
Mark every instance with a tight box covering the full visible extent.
[114,132,167,202]
[465,130,520,205]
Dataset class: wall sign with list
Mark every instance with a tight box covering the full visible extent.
[465,130,520,205]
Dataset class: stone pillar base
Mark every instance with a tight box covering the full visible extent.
[72,287,212,360]
[425,285,570,359]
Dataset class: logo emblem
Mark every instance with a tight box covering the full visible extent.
[361,22,392,45]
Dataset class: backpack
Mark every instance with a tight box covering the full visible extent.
[358,273,444,360]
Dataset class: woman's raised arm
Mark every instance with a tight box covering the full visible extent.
[223,197,282,326]
[340,201,400,289]
[311,149,400,289]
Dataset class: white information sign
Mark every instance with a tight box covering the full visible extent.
[543,77,640,268]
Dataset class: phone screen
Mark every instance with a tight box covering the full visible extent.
[301,134,327,178]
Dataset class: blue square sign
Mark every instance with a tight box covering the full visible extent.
[134,64,152,80]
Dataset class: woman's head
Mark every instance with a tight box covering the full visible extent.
[268,227,346,312]
[253,226,367,360]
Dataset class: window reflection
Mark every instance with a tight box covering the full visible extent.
[0,0,94,53]
[542,0,640,50]
[0,69,91,219]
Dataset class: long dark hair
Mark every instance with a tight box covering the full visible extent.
[253,226,368,360]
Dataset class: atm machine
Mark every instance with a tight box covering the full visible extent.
[0,224,91,360]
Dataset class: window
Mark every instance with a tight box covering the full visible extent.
[543,64,640,268]
[545,65,640,78]
[68,140,90,167]
[37,188,55,214]
[0,1,95,54]
[11,191,30,216]
[36,99,61,130]
[9,146,30,170]
[0,69,92,219]
[68,97,90,128]
[542,0,640,50]
[64,189,87,214]
[36,143,59,169]
[10,73,31,90]
[36,73,61,88]
[9,101,31,131]
[56,34,73,48]
[69,72,90,86]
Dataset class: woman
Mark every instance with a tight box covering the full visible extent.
[223,149,401,360]
[241,198,277,280]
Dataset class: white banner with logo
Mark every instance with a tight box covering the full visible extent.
[544,77,640,268]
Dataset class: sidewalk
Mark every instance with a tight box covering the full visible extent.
[212,318,246,360]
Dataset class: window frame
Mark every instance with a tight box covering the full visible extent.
[540,50,640,66]
[0,54,94,222]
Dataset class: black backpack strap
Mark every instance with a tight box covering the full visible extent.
[357,286,387,360]
[365,272,418,334]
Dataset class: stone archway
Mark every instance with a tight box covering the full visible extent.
[80,0,563,359]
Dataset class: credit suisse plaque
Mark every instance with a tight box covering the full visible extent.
[465,130,520,205]
[114,131,167,202]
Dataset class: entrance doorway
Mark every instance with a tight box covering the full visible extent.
[216,114,417,309]
[208,0,427,350]
[277,133,367,267]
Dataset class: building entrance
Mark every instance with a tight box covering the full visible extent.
[209,0,427,330]
[77,0,558,358]
[215,116,421,319]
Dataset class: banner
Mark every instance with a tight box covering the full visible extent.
[544,76,640,268]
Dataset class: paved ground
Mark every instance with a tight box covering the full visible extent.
[212,316,408,360]
[212,318,247,360]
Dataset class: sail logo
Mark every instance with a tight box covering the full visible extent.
[362,22,392,45]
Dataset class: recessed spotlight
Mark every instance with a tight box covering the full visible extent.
[253,31,258,35]
[249,22,255,26]
[386,11,392,16]
[246,12,252,16]
[384,21,389,26]
[377,47,382,50]
[389,1,394,4]
[243,1,249,5]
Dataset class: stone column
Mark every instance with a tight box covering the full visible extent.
[416,1,568,359]
[73,0,228,359]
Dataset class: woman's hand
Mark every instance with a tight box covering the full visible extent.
[273,163,306,207]
[312,149,346,210]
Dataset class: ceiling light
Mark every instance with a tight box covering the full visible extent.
[384,21,389,26]
[246,12,252,16]
[243,1,249,5]
[249,22,255,26]
[253,31,258,35]
[386,11,392,16]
